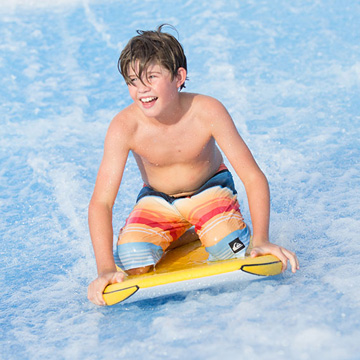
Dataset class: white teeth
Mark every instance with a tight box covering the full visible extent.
[140,97,157,103]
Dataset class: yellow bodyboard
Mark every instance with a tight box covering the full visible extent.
[103,240,282,305]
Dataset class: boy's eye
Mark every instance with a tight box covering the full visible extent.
[128,78,138,86]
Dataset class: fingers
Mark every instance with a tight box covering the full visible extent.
[250,246,288,271]
[111,272,125,284]
[88,279,106,306]
[281,248,300,273]
[250,248,260,258]
[88,272,125,306]
[250,244,299,273]
[95,289,106,306]
[273,246,300,273]
[277,247,289,272]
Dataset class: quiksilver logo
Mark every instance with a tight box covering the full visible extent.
[229,238,245,253]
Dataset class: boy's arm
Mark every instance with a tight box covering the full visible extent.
[87,115,130,305]
[206,98,299,273]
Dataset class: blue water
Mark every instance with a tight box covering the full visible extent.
[1,0,359,359]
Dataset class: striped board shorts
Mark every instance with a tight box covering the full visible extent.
[115,165,250,270]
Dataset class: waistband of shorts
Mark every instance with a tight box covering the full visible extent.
[138,163,235,204]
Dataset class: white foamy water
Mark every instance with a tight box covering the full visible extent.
[1,1,359,359]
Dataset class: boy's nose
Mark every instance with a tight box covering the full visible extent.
[138,81,151,92]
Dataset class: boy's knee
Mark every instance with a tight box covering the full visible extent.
[126,265,152,276]
[115,242,164,271]
[205,227,250,261]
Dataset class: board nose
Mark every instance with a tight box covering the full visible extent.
[103,285,140,305]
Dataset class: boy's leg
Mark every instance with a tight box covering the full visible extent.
[116,194,192,273]
[174,170,250,260]
[167,227,199,250]
[125,229,198,275]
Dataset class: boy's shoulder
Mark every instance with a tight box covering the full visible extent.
[114,102,138,120]
[183,93,229,120]
[183,92,221,103]
[109,103,138,129]
[182,92,226,111]
[104,104,139,147]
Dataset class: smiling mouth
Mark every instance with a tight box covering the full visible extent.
[140,96,158,103]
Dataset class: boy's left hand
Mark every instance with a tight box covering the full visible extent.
[250,242,299,273]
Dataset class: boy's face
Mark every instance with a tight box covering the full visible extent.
[127,61,182,118]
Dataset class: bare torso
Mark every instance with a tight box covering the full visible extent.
[123,93,224,196]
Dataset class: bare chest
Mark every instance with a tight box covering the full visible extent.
[132,122,212,166]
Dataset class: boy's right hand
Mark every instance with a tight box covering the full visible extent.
[87,271,125,306]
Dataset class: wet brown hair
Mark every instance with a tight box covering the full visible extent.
[118,24,188,90]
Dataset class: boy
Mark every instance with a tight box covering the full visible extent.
[88,25,299,306]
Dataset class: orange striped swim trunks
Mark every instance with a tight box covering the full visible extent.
[115,166,250,270]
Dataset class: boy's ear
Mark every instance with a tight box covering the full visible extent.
[176,67,187,89]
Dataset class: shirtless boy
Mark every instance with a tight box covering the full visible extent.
[88,25,299,306]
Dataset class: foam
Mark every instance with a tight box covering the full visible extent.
[0,0,106,12]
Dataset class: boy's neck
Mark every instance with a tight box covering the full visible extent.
[141,92,185,126]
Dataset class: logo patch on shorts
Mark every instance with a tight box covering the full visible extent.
[229,238,245,253]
